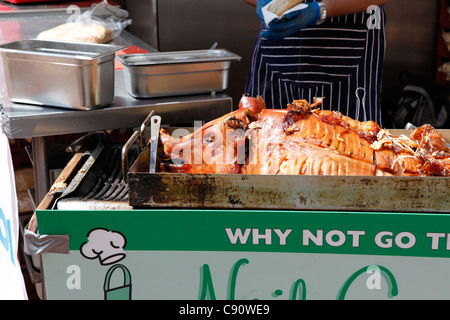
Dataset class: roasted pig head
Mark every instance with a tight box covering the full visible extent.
[159,94,265,173]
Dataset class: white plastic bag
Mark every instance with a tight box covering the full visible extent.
[261,2,308,26]
[79,0,132,39]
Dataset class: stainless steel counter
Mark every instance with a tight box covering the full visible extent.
[0,4,233,204]
[1,69,233,139]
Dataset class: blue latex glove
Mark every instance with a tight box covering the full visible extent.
[261,1,321,40]
[256,0,273,27]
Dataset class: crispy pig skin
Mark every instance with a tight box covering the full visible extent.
[159,95,450,176]
[242,108,380,175]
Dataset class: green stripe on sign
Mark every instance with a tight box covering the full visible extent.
[36,209,450,258]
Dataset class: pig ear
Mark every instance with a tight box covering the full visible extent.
[239,94,266,113]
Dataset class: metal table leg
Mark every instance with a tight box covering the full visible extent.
[31,136,50,206]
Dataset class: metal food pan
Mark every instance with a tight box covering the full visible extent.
[116,49,241,98]
[123,126,450,213]
[0,39,124,110]
[127,146,450,213]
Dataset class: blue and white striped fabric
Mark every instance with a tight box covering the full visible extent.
[245,8,386,124]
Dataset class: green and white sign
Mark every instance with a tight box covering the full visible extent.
[37,209,450,300]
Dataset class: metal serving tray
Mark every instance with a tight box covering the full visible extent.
[123,126,450,213]
[116,49,241,98]
[0,39,123,110]
[127,146,450,213]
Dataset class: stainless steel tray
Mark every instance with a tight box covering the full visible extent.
[116,49,241,98]
[0,39,123,110]
[123,127,450,213]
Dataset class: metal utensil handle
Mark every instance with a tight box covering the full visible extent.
[210,42,218,50]
[140,110,156,150]
[355,87,367,122]
[149,115,161,174]
[122,110,159,179]
[121,130,140,183]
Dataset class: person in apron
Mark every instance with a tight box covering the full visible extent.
[244,0,392,125]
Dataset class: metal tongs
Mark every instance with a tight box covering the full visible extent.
[149,114,161,173]
[122,111,161,179]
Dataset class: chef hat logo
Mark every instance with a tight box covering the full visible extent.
[80,228,127,265]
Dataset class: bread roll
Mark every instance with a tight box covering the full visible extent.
[37,23,114,44]
[267,0,305,16]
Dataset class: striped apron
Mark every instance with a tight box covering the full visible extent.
[245,8,386,124]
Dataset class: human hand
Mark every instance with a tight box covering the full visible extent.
[262,1,321,39]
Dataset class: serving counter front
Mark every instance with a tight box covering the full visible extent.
[35,207,450,300]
